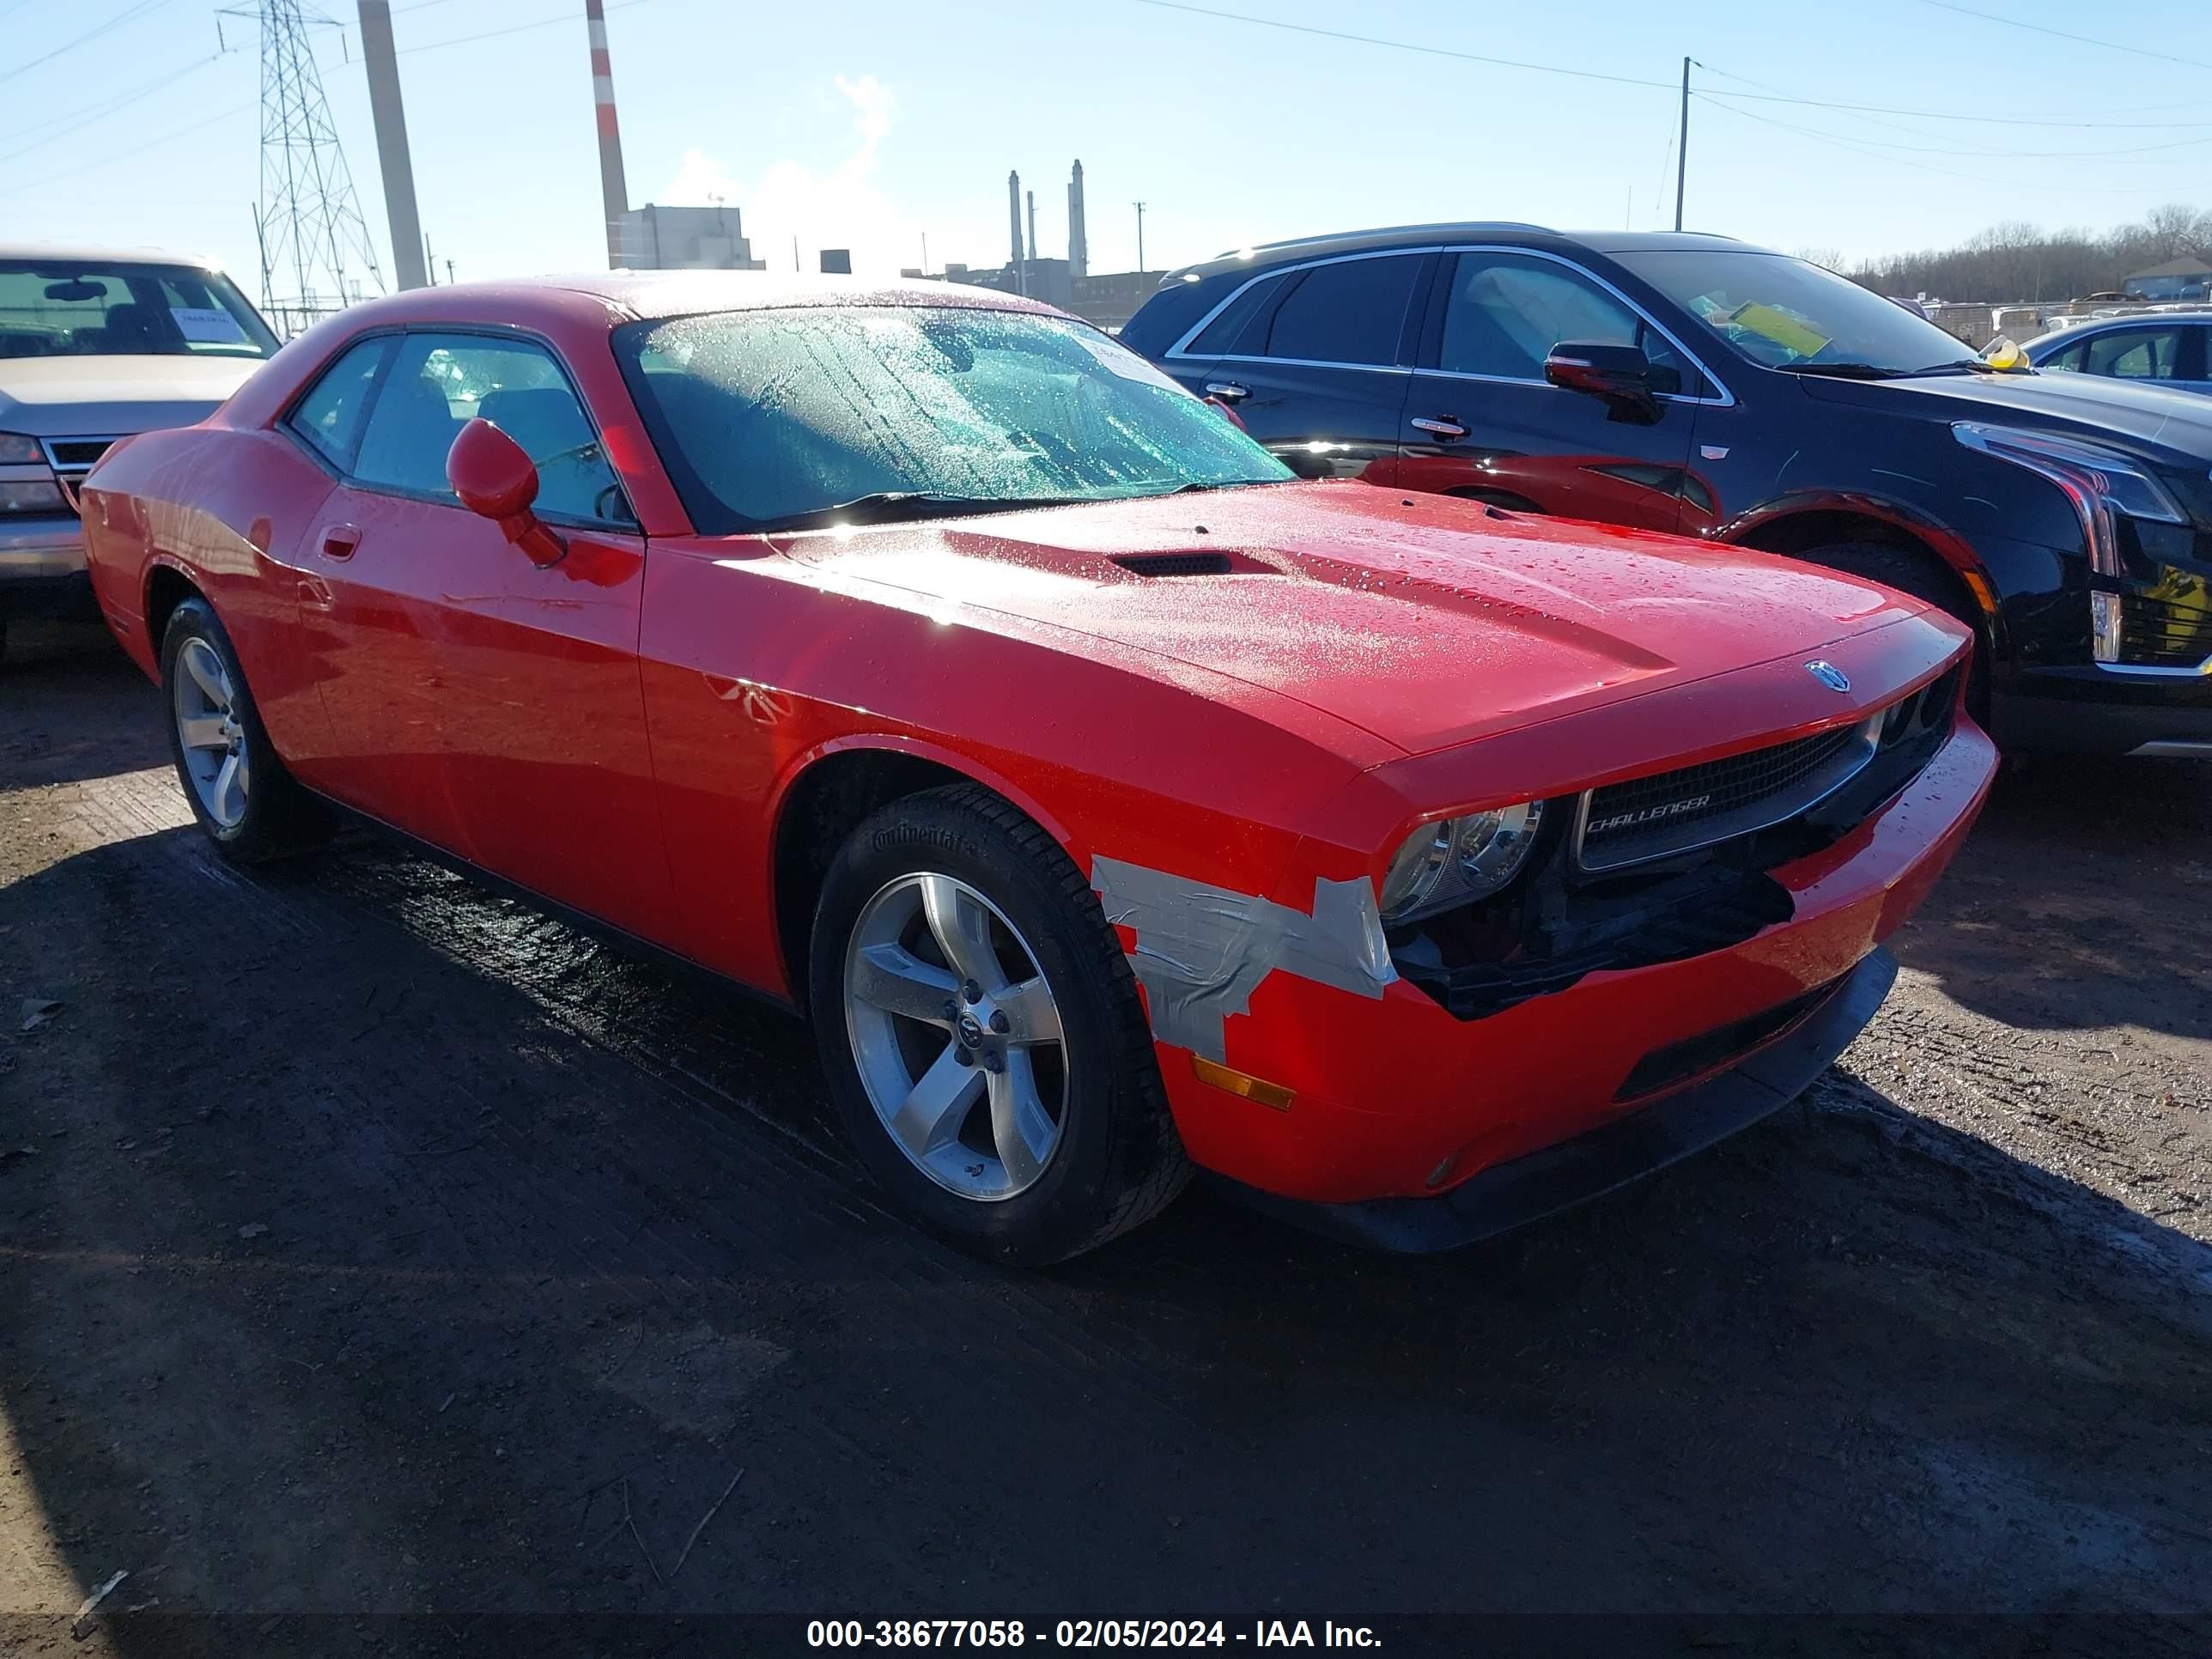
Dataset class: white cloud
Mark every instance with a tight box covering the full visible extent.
[659,74,930,277]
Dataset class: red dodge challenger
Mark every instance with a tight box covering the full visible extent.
[77,275,1995,1263]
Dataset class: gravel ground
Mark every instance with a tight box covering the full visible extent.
[2,620,2209,1657]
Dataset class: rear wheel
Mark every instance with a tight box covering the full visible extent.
[808,784,1188,1265]
[160,596,331,863]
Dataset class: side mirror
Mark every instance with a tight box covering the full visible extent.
[447,417,565,567]
[1543,341,1668,422]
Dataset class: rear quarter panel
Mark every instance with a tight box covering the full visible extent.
[81,424,339,763]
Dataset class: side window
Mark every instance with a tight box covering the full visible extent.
[1441,252,1687,392]
[1261,255,1423,367]
[285,337,392,471]
[2039,337,2087,373]
[1188,271,1284,356]
[2086,326,2182,380]
[351,331,631,523]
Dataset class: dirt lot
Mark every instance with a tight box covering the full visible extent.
[2,620,2209,1656]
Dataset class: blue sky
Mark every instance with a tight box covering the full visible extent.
[5,0,2211,300]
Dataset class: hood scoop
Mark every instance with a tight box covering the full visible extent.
[1109,549,1276,578]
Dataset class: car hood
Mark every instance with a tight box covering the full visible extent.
[0,354,260,438]
[781,482,1929,757]
[1801,365,2212,459]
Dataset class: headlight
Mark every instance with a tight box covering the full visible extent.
[1378,799,1545,925]
[0,480,67,514]
[1952,422,2185,577]
[0,433,43,465]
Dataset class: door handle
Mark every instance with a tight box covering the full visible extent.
[1410,416,1468,440]
[1204,381,1250,404]
[319,523,362,561]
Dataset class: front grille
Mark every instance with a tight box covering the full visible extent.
[42,438,114,470]
[1577,722,1871,872]
[1574,667,1959,876]
[38,436,118,516]
[2118,592,2212,670]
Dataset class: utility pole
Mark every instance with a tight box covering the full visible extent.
[357,1,426,289]
[1674,56,1690,234]
[423,232,435,284]
[1133,201,1147,273]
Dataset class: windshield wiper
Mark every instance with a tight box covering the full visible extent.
[1787,362,1911,380]
[1901,360,2006,377]
[1150,479,1284,496]
[751,492,1086,532]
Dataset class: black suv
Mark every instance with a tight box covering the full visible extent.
[1125,225,2212,758]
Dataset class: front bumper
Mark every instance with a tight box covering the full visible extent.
[1225,947,1895,1251]
[0,515,94,617]
[1993,673,2212,758]
[1157,720,1996,1208]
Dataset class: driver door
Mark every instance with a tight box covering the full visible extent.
[331,330,673,942]
[1398,250,1707,532]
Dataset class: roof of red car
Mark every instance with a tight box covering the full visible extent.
[471,270,1061,322]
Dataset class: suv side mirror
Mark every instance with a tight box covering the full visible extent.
[447,417,565,567]
[1544,342,1668,422]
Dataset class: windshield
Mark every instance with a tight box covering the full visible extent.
[1612,249,1977,375]
[0,261,278,361]
[615,304,1294,533]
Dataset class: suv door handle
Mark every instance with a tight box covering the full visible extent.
[1410,416,1468,440]
[1204,381,1249,404]
[319,523,362,560]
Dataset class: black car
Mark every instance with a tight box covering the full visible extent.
[1125,226,2212,758]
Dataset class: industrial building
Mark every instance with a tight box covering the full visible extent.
[615,204,769,272]
[903,161,1167,331]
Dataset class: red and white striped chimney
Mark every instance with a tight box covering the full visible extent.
[585,0,630,268]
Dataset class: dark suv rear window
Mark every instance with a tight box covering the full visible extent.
[1261,255,1423,367]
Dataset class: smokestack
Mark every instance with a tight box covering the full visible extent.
[1007,170,1023,270]
[1026,190,1037,264]
[1067,159,1087,280]
[357,3,426,289]
[585,0,630,269]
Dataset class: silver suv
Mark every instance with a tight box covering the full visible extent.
[0,245,279,658]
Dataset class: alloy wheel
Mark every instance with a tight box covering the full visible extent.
[842,872,1069,1201]
[172,636,250,829]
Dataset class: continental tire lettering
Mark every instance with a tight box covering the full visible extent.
[872,823,981,861]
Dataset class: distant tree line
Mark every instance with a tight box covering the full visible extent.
[1799,204,2212,303]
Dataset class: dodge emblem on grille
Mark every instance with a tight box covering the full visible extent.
[1805,660,1850,693]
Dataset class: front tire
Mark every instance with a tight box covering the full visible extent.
[160,595,331,863]
[808,784,1188,1265]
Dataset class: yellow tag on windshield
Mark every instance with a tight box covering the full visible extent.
[1730,303,1832,359]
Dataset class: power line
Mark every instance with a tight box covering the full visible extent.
[1693,94,2177,198]
[1911,0,2212,74]
[0,56,221,165]
[1696,89,2212,161]
[0,0,177,88]
[0,100,253,200]
[1126,0,2212,130]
